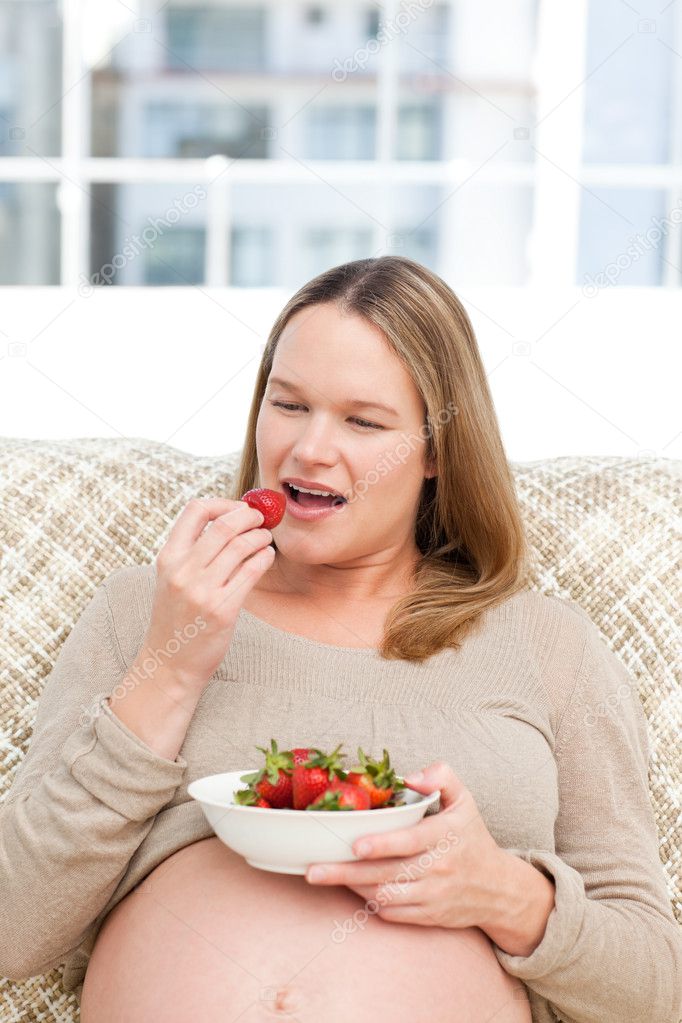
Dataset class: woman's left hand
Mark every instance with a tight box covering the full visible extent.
[305,761,508,929]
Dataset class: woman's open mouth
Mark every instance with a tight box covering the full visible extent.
[282,482,347,520]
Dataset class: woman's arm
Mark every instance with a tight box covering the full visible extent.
[0,576,189,981]
[490,617,682,1023]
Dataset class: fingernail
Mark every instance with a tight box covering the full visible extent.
[404,771,423,784]
[355,841,371,856]
[308,867,326,882]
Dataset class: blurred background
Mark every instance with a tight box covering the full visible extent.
[0,0,680,457]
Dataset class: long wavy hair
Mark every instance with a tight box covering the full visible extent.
[232,255,532,662]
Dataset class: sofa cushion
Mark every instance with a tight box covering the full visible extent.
[1,438,679,1021]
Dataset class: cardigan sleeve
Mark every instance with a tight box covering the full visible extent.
[493,617,682,1023]
[0,577,187,982]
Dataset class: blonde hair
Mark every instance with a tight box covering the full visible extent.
[233,255,532,662]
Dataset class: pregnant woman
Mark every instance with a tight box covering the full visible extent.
[1,256,681,1023]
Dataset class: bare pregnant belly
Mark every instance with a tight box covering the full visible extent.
[81,837,531,1023]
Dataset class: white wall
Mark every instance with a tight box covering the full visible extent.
[0,285,679,462]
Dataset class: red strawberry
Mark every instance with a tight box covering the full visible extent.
[307,778,371,811]
[292,744,347,810]
[240,488,286,529]
[290,747,316,766]
[233,788,272,808]
[345,747,405,809]
[239,739,294,808]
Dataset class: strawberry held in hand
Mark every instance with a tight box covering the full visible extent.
[346,747,406,808]
[240,487,286,529]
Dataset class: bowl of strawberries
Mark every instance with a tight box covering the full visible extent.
[187,741,440,874]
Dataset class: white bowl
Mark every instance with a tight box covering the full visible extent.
[187,770,441,874]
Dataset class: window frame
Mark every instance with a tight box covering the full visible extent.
[0,0,679,287]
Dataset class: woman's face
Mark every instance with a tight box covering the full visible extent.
[255,302,435,568]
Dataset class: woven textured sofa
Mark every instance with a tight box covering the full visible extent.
[1,437,680,1023]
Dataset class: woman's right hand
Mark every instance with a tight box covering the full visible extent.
[140,498,275,692]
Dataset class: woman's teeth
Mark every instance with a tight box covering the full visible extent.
[291,484,336,497]
[287,483,346,503]
[285,482,347,508]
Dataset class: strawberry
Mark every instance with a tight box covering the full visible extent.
[307,778,371,811]
[233,787,272,808]
[290,747,316,766]
[239,739,294,808]
[292,744,347,810]
[345,747,406,809]
[380,791,406,807]
[240,488,286,529]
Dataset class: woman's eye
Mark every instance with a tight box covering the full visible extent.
[269,400,383,430]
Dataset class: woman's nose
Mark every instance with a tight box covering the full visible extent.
[290,416,338,464]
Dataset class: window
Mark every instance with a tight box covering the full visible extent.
[2,0,680,287]
[578,188,668,286]
[141,102,268,159]
[301,226,374,281]
[0,184,60,284]
[305,7,326,27]
[231,226,274,286]
[576,3,682,287]
[366,9,380,40]
[144,227,205,285]
[302,106,376,160]
[396,228,437,269]
[582,5,674,164]
[397,3,450,74]
[89,184,207,287]
[396,104,441,161]
[0,0,62,159]
[166,7,267,72]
